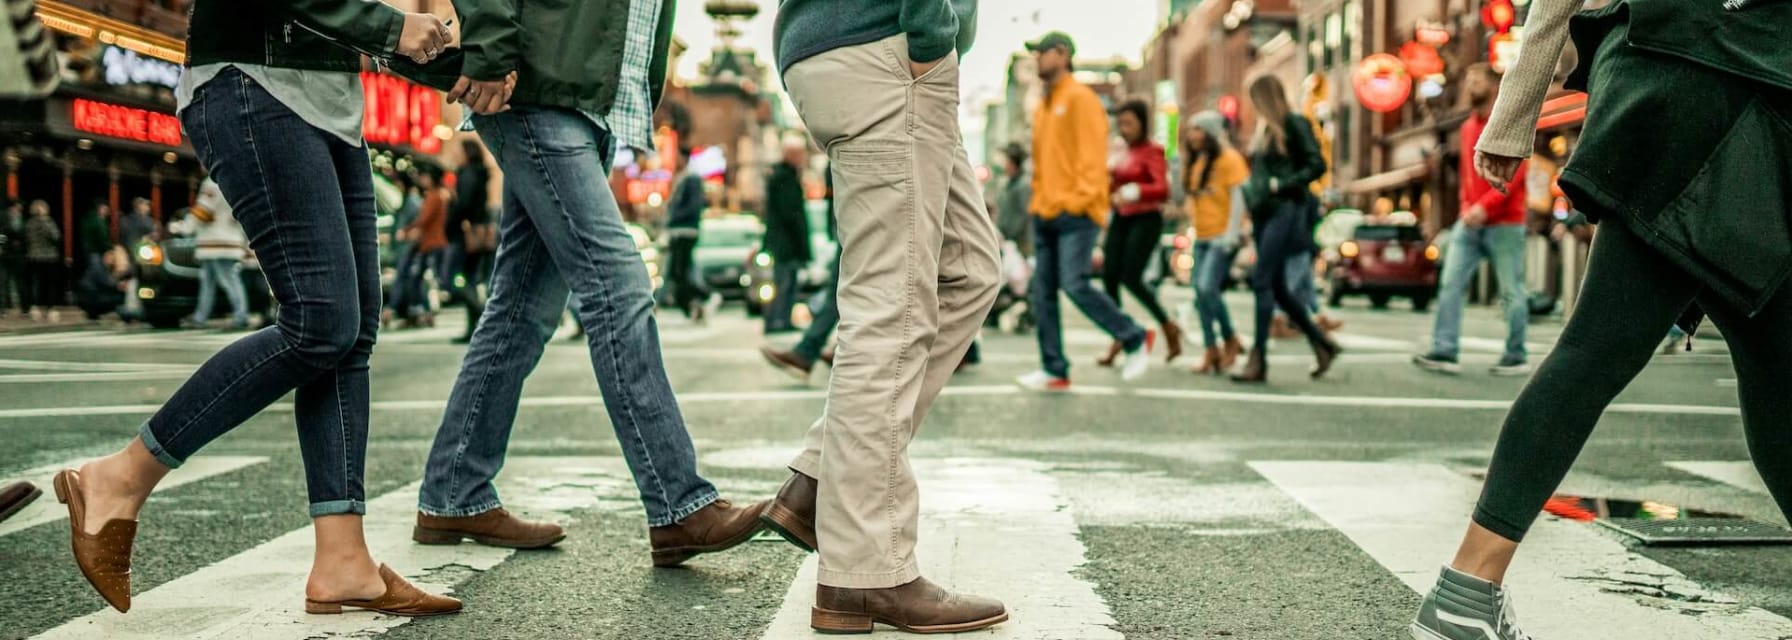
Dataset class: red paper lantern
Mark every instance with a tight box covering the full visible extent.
[1399,41,1446,77]
[1482,0,1516,33]
[1352,54,1413,113]
[1217,95,1241,121]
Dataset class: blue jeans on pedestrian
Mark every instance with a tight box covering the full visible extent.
[1191,240,1237,347]
[142,68,380,517]
[1032,214,1146,379]
[794,247,842,362]
[766,260,802,332]
[190,257,249,326]
[1288,251,1320,315]
[1429,222,1528,361]
[419,107,717,527]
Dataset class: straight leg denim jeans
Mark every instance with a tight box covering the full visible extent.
[143,68,380,517]
[1429,222,1529,360]
[1032,214,1147,379]
[419,107,717,527]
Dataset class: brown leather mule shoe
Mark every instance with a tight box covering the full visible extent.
[812,577,1008,634]
[649,498,767,567]
[413,508,565,549]
[760,471,817,552]
[304,564,462,617]
[54,469,134,613]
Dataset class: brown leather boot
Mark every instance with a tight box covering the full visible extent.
[761,471,817,552]
[1193,346,1222,374]
[1161,321,1185,363]
[1220,335,1243,370]
[1230,348,1267,384]
[811,577,1008,634]
[649,498,767,567]
[1310,338,1343,380]
[414,508,566,549]
[1095,340,1122,367]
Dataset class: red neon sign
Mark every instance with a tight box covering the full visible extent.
[1353,54,1413,113]
[71,99,181,146]
[360,72,443,155]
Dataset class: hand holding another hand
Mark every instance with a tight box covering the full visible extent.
[448,72,518,116]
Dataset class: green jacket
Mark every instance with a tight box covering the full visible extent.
[762,162,811,265]
[451,0,678,115]
[186,0,402,72]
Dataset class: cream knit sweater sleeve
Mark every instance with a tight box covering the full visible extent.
[1478,0,1583,158]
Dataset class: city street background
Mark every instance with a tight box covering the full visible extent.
[3,292,1790,639]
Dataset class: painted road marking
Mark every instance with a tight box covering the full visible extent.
[0,371,193,384]
[756,457,1121,639]
[30,456,640,640]
[0,456,266,537]
[0,359,188,372]
[1251,462,1792,639]
[0,385,1742,420]
[1667,461,1770,495]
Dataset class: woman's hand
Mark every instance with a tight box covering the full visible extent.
[396,13,452,64]
[1474,150,1524,194]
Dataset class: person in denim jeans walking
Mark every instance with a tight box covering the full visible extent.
[1181,110,1249,375]
[48,0,459,616]
[414,0,768,565]
[1413,64,1532,377]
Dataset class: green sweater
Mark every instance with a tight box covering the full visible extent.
[774,0,977,74]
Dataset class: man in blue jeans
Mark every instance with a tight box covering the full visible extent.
[416,0,767,564]
[1414,63,1531,376]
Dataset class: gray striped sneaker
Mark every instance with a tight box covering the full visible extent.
[1410,566,1533,640]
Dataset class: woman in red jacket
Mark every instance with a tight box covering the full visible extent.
[1099,99,1182,364]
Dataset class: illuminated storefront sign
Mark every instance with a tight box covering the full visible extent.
[101,45,183,90]
[70,98,181,146]
[360,72,443,155]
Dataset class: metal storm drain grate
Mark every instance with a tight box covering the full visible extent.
[1543,494,1792,546]
[1595,518,1792,545]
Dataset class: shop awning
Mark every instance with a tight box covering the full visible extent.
[1344,163,1429,194]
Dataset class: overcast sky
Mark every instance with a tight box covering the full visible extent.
[670,0,1164,136]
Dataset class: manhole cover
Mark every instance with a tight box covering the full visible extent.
[1596,518,1792,545]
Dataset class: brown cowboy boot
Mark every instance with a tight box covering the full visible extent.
[1161,320,1186,363]
[1193,346,1223,374]
[1220,335,1244,370]
[1230,348,1268,384]
[1095,340,1123,368]
[414,508,566,549]
[812,577,1008,634]
[760,470,818,552]
[649,498,768,567]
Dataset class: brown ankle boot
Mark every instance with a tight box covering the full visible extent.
[1162,321,1185,363]
[1095,340,1122,367]
[1193,346,1222,374]
[1310,338,1343,380]
[1230,348,1267,383]
[812,577,1008,634]
[1221,336,1243,370]
[649,498,767,567]
[760,471,817,552]
[414,508,566,549]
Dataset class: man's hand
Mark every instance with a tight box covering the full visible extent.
[448,72,518,116]
[1474,150,1523,195]
[396,13,452,64]
[909,56,945,80]
[1463,204,1488,228]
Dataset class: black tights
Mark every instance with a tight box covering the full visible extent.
[1474,217,1792,542]
[1101,211,1171,326]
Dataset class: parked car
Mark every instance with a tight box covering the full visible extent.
[1324,222,1440,310]
[132,235,275,329]
[689,215,764,305]
[742,201,836,316]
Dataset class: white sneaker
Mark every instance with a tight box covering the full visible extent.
[1121,329,1157,382]
[1016,370,1070,392]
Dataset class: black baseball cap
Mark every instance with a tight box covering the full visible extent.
[1026,32,1077,57]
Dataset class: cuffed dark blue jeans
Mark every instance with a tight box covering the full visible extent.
[143,68,380,517]
[1032,213,1146,379]
[419,107,717,527]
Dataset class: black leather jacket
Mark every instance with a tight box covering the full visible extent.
[185,0,404,73]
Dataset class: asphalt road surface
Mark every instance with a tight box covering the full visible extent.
[2,289,1789,640]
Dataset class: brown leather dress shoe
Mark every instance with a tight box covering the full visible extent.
[649,498,767,567]
[760,346,815,382]
[0,481,42,524]
[413,508,565,549]
[760,471,817,552]
[812,577,1008,634]
[304,564,462,617]
[53,469,134,613]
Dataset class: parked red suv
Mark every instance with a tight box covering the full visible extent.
[1324,223,1440,310]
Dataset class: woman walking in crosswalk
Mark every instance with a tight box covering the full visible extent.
[49,0,460,616]
[1410,1,1792,638]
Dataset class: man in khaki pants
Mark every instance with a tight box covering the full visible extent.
[760,0,1008,634]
